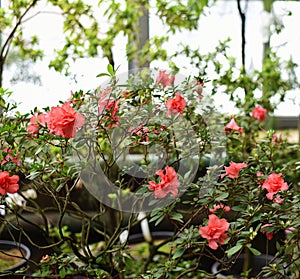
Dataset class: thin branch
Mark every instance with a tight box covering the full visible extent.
[236,0,248,73]
[21,10,63,24]
[0,0,40,60]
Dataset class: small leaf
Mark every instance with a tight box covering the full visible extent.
[154,215,165,226]
[226,244,243,257]
[246,245,261,256]
[169,213,183,223]
[96,73,110,77]
[107,64,114,75]
[136,187,148,194]
[56,183,65,192]
[172,247,185,259]
[231,206,244,212]
[59,267,66,278]
[216,192,229,201]
[96,256,103,264]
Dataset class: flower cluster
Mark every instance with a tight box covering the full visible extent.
[0,65,299,279]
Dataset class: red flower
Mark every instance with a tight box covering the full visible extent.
[262,173,288,200]
[199,214,230,250]
[148,166,180,199]
[252,106,267,122]
[223,116,243,134]
[101,100,119,129]
[165,93,187,117]
[27,113,49,135]
[48,102,85,138]
[156,70,175,88]
[97,87,119,129]
[261,224,274,240]
[221,161,247,179]
[0,171,20,196]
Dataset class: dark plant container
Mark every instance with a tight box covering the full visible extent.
[211,254,278,278]
[0,240,31,273]
[128,230,174,244]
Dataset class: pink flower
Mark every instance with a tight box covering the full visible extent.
[221,161,247,179]
[223,116,243,134]
[256,172,266,185]
[1,149,20,166]
[165,93,187,117]
[273,195,284,205]
[272,133,283,144]
[261,224,274,240]
[252,106,267,122]
[98,87,114,114]
[156,70,175,88]
[209,203,231,213]
[27,113,49,135]
[148,166,180,199]
[48,102,85,138]
[285,227,295,235]
[129,124,150,136]
[199,214,230,250]
[262,173,288,200]
[129,124,150,143]
[194,79,204,100]
[0,171,20,196]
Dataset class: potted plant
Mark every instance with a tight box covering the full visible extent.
[0,61,299,278]
[0,240,31,274]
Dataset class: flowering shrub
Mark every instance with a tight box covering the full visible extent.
[0,66,299,278]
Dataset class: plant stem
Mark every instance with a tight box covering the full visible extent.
[242,246,253,276]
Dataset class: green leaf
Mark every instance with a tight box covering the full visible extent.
[172,247,185,259]
[155,216,165,226]
[246,244,261,256]
[169,213,183,223]
[216,192,229,201]
[231,206,244,212]
[59,267,66,278]
[28,171,40,180]
[226,244,243,257]
[96,256,103,264]
[96,72,110,78]
[56,183,65,192]
[107,64,114,76]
